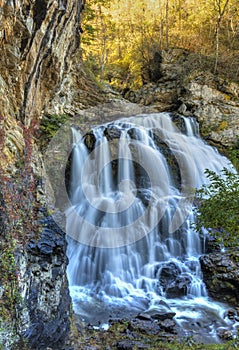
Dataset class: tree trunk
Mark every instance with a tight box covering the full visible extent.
[214,16,220,73]
[165,0,169,50]
[214,0,230,73]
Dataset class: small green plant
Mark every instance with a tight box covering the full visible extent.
[227,140,239,171]
[195,168,239,248]
[0,243,21,320]
[39,114,70,150]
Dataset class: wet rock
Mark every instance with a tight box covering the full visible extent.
[159,318,177,332]
[217,328,233,340]
[137,313,151,321]
[139,308,176,321]
[171,114,188,133]
[158,262,191,298]
[200,251,239,305]
[84,132,97,152]
[224,308,239,321]
[166,274,192,298]
[129,312,177,338]
[204,234,221,253]
[104,125,122,140]
[158,261,181,289]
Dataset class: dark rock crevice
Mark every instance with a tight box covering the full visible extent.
[20,8,59,121]
[33,0,48,31]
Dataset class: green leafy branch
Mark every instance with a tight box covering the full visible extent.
[195,168,239,248]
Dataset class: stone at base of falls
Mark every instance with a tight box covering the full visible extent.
[17,214,71,350]
[217,328,234,341]
[166,275,191,298]
[134,306,178,338]
[200,250,239,306]
[159,262,192,298]
[109,316,179,340]
[138,306,176,322]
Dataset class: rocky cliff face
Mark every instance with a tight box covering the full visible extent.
[0,0,105,160]
[125,49,239,148]
[0,1,105,349]
[17,215,71,350]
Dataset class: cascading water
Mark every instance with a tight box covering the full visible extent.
[66,113,236,341]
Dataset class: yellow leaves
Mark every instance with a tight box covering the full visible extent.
[82,0,239,88]
[217,120,228,131]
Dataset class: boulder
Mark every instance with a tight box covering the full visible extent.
[200,251,239,305]
[158,262,192,298]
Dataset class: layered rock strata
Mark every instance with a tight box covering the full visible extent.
[125,49,239,147]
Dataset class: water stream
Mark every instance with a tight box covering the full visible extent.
[65,113,237,342]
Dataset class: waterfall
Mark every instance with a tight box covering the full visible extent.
[65,113,235,340]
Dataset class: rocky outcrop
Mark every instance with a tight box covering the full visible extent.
[0,0,105,164]
[125,49,239,147]
[0,212,71,350]
[0,1,102,348]
[17,214,71,350]
[179,74,239,147]
[0,0,105,121]
[200,251,239,305]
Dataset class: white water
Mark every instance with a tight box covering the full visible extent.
[66,113,236,341]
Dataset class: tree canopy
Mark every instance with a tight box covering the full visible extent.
[81,0,239,89]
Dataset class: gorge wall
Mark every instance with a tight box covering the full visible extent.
[0,0,105,162]
[0,1,105,349]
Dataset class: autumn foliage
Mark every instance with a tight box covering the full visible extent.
[81,0,239,89]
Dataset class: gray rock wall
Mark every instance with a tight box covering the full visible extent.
[13,215,71,349]
[15,214,71,349]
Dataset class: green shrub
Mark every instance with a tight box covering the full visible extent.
[195,168,239,248]
[39,114,70,150]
